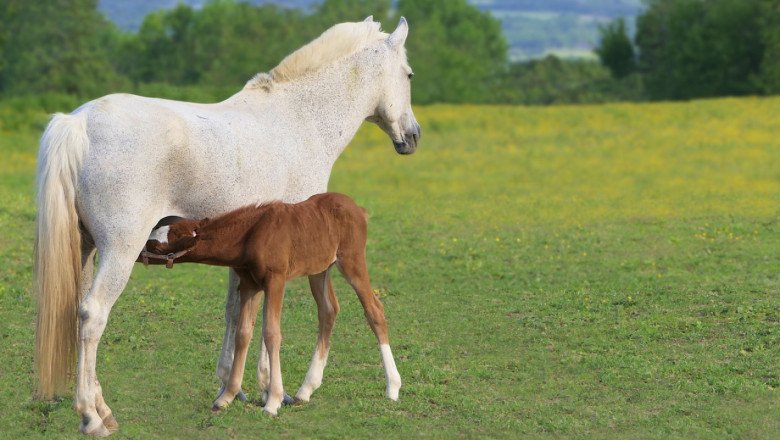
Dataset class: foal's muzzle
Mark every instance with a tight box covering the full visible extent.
[393,123,422,155]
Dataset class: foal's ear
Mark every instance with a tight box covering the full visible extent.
[363,15,373,23]
[387,17,409,49]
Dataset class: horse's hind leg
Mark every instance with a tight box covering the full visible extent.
[75,244,137,436]
[295,268,340,402]
[337,251,402,400]
[213,273,261,411]
[78,233,119,433]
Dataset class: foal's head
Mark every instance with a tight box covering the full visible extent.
[146,219,202,254]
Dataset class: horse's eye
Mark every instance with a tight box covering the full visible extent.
[408,72,414,80]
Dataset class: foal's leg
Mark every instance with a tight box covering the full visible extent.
[213,273,262,411]
[295,268,340,402]
[337,251,402,400]
[256,299,270,401]
[258,303,295,406]
[261,275,287,416]
[215,268,247,402]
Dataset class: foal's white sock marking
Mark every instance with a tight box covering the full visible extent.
[296,349,329,402]
[148,225,170,244]
[380,344,402,400]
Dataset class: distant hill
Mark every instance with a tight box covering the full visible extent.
[97,0,643,61]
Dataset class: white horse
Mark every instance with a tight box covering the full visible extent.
[34,17,419,436]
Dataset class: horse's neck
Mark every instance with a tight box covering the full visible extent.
[276,60,379,159]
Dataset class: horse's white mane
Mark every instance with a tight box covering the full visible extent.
[245,21,387,90]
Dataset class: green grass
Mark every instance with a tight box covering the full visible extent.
[1,97,778,438]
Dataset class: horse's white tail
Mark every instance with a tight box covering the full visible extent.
[34,112,90,399]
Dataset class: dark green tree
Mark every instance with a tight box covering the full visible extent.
[125,4,198,84]
[310,0,391,29]
[756,0,780,93]
[0,2,9,89]
[124,1,312,88]
[396,0,508,103]
[1,0,127,97]
[595,18,636,79]
[635,0,764,100]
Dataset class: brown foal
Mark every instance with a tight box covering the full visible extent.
[140,192,401,415]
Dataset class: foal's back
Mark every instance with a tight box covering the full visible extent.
[246,193,368,279]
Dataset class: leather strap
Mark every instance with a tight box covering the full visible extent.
[140,247,190,269]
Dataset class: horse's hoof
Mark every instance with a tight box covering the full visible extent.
[80,418,111,437]
[386,387,400,401]
[263,407,279,417]
[211,403,224,414]
[101,414,119,432]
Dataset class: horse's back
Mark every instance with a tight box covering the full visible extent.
[74,93,265,223]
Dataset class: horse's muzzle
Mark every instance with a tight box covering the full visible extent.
[394,123,421,155]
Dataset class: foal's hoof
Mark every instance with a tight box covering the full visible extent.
[211,402,226,414]
[216,385,247,402]
[211,396,231,413]
[260,391,295,406]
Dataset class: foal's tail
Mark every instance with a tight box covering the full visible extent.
[34,112,90,399]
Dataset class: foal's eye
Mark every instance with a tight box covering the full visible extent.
[407,72,414,80]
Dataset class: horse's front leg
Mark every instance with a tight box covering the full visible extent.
[261,275,287,416]
[213,273,261,411]
[295,269,339,402]
[215,268,247,402]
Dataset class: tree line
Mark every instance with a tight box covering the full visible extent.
[0,0,779,106]
[598,0,780,100]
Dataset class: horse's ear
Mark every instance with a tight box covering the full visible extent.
[363,15,373,23]
[387,17,408,49]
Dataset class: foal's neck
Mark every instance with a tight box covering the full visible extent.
[189,205,270,266]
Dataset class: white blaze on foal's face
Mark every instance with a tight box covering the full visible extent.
[148,226,170,244]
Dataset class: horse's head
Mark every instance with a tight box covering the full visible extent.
[146,219,201,255]
[367,17,421,155]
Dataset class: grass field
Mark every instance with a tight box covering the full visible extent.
[1,97,778,438]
